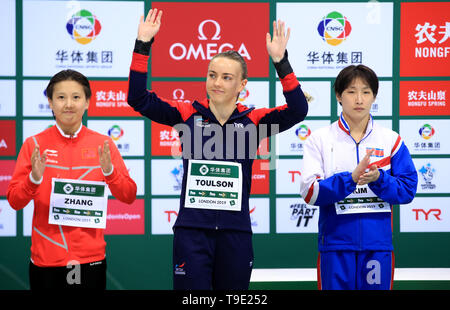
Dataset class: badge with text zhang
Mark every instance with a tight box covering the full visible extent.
[185,160,242,212]
[49,178,108,229]
[151,2,269,77]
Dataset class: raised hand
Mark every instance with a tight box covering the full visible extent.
[266,20,291,63]
[137,8,163,42]
[31,145,47,182]
[98,140,112,175]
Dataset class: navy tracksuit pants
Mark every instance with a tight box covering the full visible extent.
[173,227,254,290]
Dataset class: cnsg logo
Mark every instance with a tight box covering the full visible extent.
[419,123,435,140]
[317,11,352,46]
[107,125,124,141]
[66,9,102,45]
[169,19,251,61]
[238,87,250,104]
[295,124,311,141]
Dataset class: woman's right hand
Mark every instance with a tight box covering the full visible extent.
[137,8,163,42]
[351,149,373,184]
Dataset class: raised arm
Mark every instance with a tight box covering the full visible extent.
[128,8,189,126]
[252,20,308,132]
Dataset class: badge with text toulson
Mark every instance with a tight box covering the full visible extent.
[185,160,242,211]
[49,178,108,229]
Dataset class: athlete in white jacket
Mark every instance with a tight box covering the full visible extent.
[300,65,417,290]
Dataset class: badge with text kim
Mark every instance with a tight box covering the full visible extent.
[49,178,108,229]
[185,160,242,211]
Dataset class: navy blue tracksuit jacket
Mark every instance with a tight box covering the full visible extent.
[127,51,308,233]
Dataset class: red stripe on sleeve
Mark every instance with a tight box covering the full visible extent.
[369,156,391,169]
[246,105,287,126]
[391,135,401,154]
[130,52,149,73]
[304,182,315,203]
[280,72,299,92]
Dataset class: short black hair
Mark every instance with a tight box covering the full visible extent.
[46,69,92,100]
[333,64,379,98]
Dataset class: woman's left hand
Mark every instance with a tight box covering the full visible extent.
[98,140,113,175]
[357,164,380,185]
[266,20,291,63]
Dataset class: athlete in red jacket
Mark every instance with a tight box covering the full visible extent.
[7,69,137,289]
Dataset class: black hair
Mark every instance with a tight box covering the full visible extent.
[210,50,248,80]
[46,69,92,100]
[333,64,379,98]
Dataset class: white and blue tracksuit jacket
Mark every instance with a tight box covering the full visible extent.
[300,114,418,252]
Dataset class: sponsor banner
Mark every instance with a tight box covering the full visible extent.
[0,80,16,116]
[0,120,16,156]
[23,0,143,77]
[277,81,331,117]
[22,120,56,142]
[337,81,393,117]
[400,197,449,232]
[87,120,145,156]
[250,159,269,195]
[123,159,145,196]
[373,119,392,131]
[0,200,16,237]
[151,81,207,104]
[23,80,53,117]
[151,159,184,196]
[88,81,141,117]
[23,201,34,237]
[276,120,330,156]
[277,2,393,77]
[151,198,179,235]
[400,2,450,77]
[399,81,450,116]
[237,82,269,110]
[151,2,269,77]
[0,0,15,76]
[0,160,15,196]
[249,198,270,234]
[399,119,450,155]
[104,199,145,235]
[150,159,268,196]
[276,197,319,233]
[150,198,269,235]
[276,159,303,195]
[151,122,181,157]
[413,158,450,194]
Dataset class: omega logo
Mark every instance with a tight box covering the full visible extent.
[169,19,251,61]
[172,89,190,103]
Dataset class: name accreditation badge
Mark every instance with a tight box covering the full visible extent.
[335,184,391,215]
[185,160,242,211]
[49,178,108,229]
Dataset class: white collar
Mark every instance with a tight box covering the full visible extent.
[55,122,83,138]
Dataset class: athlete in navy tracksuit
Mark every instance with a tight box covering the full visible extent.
[128,9,308,289]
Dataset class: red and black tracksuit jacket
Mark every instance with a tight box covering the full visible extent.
[128,40,308,233]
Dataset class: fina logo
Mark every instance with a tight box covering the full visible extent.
[169,19,251,61]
